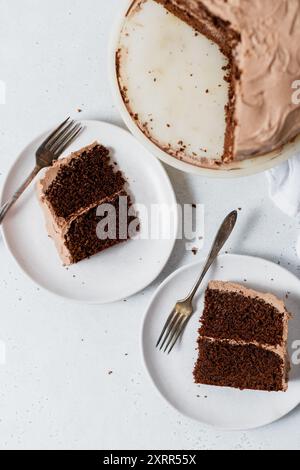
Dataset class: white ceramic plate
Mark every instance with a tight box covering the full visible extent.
[142,254,300,430]
[110,0,300,178]
[0,120,177,304]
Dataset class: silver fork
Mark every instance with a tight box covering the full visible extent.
[156,210,238,354]
[0,117,83,225]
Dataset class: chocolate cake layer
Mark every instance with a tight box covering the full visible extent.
[65,192,135,264]
[45,144,125,220]
[200,287,285,347]
[194,338,286,392]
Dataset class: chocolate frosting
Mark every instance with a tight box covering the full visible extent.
[164,0,300,158]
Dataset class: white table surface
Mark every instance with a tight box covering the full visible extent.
[0,0,300,450]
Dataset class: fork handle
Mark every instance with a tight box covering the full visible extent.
[0,165,41,225]
[186,210,238,302]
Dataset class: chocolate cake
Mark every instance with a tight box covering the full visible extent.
[37,142,137,265]
[194,282,290,392]
[118,0,300,167]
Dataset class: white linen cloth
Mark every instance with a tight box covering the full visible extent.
[266,154,300,257]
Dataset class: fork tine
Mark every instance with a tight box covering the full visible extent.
[156,310,176,348]
[54,126,82,157]
[51,124,81,156]
[46,119,76,151]
[167,317,189,354]
[159,312,181,351]
[50,122,80,154]
[42,117,71,148]
[163,314,185,353]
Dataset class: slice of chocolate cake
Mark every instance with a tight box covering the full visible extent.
[37,142,137,265]
[194,282,290,392]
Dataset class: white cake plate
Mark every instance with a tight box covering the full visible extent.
[110,0,300,178]
[142,255,300,430]
[0,120,178,304]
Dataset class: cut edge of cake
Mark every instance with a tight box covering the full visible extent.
[194,281,291,392]
[153,0,240,164]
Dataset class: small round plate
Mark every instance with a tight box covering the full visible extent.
[142,254,300,430]
[0,120,177,304]
[110,0,300,178]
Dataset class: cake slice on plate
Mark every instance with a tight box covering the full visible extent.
[37,142,137,265]
[194,281,290,392]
